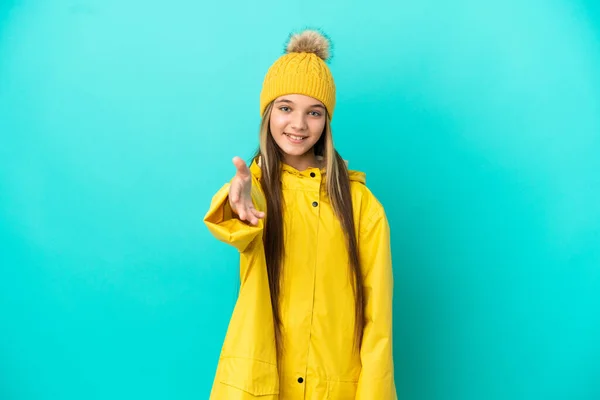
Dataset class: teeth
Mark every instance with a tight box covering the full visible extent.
[287,134,304,140]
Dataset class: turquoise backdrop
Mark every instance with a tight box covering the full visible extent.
[1,0,599,399]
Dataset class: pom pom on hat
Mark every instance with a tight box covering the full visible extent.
[285,29,332,62]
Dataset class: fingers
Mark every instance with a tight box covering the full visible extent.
[246,205,265,226]
[231,202,265,226]
[247,210,257,226]
[237,205,255,225]
[236,205,247,222]
[248,205,265,219]
[232,156,250,179]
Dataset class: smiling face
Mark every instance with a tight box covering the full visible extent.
[269,94,327,171]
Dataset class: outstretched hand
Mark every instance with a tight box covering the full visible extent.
[228,157,265,226]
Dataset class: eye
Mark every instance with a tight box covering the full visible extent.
[279,106,291,112]
[309,111,322,117]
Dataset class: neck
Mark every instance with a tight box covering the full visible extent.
[283,152,320,171]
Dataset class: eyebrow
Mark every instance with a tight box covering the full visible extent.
[275,99,326,109]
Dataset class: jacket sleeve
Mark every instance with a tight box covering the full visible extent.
[355,208,397,399]
[203,175,266,253]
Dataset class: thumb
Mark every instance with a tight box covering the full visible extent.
[232,156,250,178]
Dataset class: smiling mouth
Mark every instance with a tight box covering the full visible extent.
[285,133,307,141]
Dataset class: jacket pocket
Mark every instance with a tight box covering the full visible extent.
[327,379,358,399]
[217,357,279,396]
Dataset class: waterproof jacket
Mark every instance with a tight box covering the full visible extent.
[204,159,396,399]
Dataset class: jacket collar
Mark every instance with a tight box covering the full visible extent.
[250,156,366,185]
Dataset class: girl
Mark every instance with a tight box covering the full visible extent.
[204,29,396,399]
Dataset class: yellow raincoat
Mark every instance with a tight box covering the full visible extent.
[204,159,396,399]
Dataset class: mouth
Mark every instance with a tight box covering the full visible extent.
[284,133,308,142]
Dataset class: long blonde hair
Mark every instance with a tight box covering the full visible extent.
[253,102,365,353]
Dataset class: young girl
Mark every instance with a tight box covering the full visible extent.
[204,29,396,399]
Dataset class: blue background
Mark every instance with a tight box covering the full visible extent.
[1,0,599,399]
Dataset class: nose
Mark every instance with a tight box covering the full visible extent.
[290,112,308,131]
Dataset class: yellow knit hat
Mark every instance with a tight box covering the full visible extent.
[260,29,336,119]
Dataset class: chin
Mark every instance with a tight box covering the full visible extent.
[283,148,308,156]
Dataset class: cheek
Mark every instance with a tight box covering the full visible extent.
[309,119,326,137]
[270,114,288,134]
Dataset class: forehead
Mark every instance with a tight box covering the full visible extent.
[274,94,325,107]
